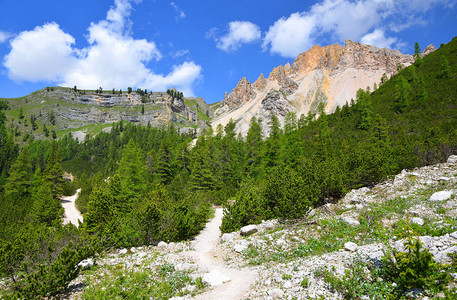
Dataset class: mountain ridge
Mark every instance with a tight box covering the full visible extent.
[212,40,435,136]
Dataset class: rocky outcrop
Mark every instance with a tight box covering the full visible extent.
[212,40,421,136]
[252,73,267,91]
[20,87,207,133]
[422,44,436,56]
[332,39,413,75]
[261,91,293,117]
[221,77,256,110]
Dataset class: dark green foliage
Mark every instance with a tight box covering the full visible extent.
[0,100,9,110]
[30,183,64,226]
[414,42,423,67]
[394,76,411,112]
[382,237,450,293]
[48,110,56,125]
[440,55,451,78]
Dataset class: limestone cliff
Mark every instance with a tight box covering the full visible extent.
[212,40,423,136]
[12,87,210,135]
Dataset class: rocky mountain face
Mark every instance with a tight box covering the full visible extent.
[12,87,212,136]
[213,40,432,136]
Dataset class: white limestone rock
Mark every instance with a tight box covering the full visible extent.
[341,217,360,226]
[157,241,168,248]
[78,258,94,269]
[412,217,424,226]
[344,242,359,252]
[430,191,453,201]
[240,224,258,236]
[447,155,457,164]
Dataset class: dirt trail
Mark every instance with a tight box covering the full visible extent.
[61,189,83,227]
[191,208,257,300]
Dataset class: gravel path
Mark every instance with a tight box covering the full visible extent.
[191,208,257,300]
[61,189,83,227]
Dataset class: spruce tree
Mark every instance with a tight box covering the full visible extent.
[439,55,451,78]
[30,183,63,226]
[394,76,411,113]
[414,42,423,66]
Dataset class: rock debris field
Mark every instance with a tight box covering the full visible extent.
[66,155,457,299]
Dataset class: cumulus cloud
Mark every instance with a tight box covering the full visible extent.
[0,31,12,43]
[3,0,202,96]
[214,21,261,52]
[262,13,316,58]
[262,0,454,58]
[145,61,202,96]
[361,29,397,48]
[4,23,77,82]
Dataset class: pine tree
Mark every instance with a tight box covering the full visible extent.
[284,112,297,134]
[439,55,451,79]
[4,149,33,203]
[30,183,63,226]
[356,88,373,130]
[43,141,64,197]
[414,42,423,66]
[380,73,388,85]
[245,117,263,176]
[49,110,56,125]
[394,76,411,113]
[117,139,146,195]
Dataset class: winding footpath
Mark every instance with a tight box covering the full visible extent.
[190,208,257,300]
[61,188,83,227]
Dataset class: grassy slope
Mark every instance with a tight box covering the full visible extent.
[1,88,205,142]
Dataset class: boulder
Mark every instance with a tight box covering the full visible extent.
[411,217,424,226]
[78,258,94,269]
[344,242,359,252]
[175,263,197,272]
[268,288,285,299]
[202,270,230,286]
[447,155,457,164]
[430,191,453,201]
[240,224,258,236]
[341,217,360,226]
[234,240,249,253]
[221,232,235,243]
[434,246,457,264]
[157,241,168,248]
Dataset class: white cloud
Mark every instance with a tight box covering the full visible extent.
[361,29,397,48]
[144,61,202,96]
[262,0,455,58]
[4,23,77,82]
[0,31,12,43]
[170,2,186,20]
[262,13,316,58]
[173,49,190,58]
[215,21,261,52]
[3,0,202,96]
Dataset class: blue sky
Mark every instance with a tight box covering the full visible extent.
[0,0,456,103]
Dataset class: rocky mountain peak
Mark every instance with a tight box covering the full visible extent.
[222,77,256,110]
[213,40,425,136]
[268,65,298,95]
[290,44,344,75]
[252,73,267,91]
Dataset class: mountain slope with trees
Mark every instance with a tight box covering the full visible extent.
[0,36,455,297]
